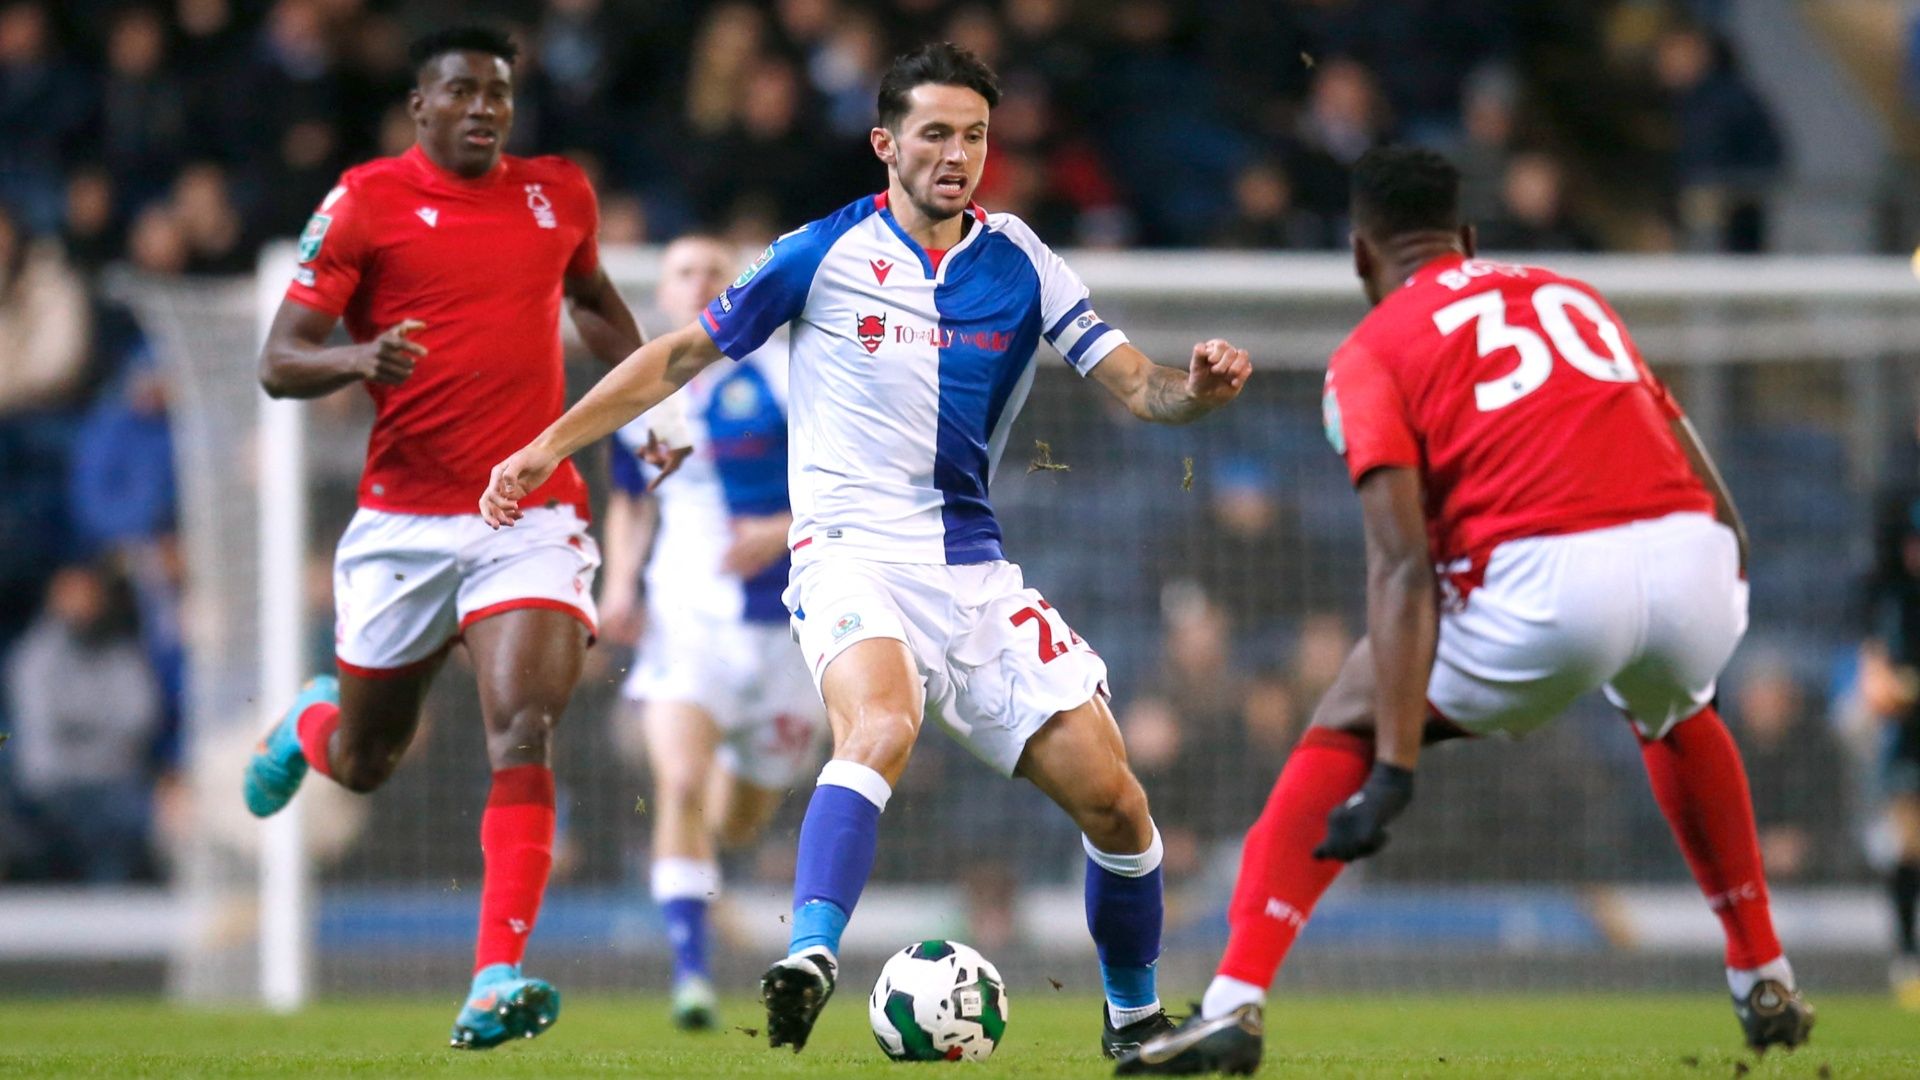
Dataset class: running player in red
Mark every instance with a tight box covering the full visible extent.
[239,26,665,1049]
[1121,146,1815,1075]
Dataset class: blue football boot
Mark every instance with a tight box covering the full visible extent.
[243,675,338,818]
[449,963,562,1049]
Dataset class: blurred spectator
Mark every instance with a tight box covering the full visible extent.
[170,162,250,275]
[683,2,767,139]
[68,355,175,553]
[1476,152,1596,253]
[96,5,188,211]
[806,8,886,139]
[1449,64,1520,225]
[125,201,189,275]
[5,560,165,882]
[1655,24,1784,253]
[1211,160,1332,249]
[1726,658,1856,882]
[247,114,345,240]
[61,166,121,275]
[0,201,90,415]
[1150,458,1339,637]
[0,1,93,232]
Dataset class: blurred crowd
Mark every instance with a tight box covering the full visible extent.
[0,0,1806,888]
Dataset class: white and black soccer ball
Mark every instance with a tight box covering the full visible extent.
[868,940,1009,1062]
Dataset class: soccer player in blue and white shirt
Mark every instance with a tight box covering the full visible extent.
[482,44,1251,1056]
[600,235,827,1032]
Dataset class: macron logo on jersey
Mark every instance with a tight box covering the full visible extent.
[415,206,439,228]
[870,258,893,284]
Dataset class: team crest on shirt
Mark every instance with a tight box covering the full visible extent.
[856,313,886,354]
[524,184,557,229]
[298,213,331,263]
[832,613,862,640]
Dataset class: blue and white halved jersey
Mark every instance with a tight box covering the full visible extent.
[612,346,791,623]
[700,193,1128,566]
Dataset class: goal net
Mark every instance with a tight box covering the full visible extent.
[122,246,1920,1005]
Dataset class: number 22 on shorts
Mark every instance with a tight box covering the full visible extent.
[1009,599,1080,664]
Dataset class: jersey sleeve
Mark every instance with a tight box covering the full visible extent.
[997,215,1129,376]
[285,175,369,317]
[1325,340,1420,486]
[564,165,601,279]
[700,227,824,360]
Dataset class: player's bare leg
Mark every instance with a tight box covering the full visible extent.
[1636,704,1814,1051]
[1016,695,1173,1057]
[764,637,921,1052]
[1123,639,1467,1076]
[642,700,725,1029]
[447,608,586,1049]
[244,650,449,815]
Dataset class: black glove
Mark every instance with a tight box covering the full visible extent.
[1313,762,1415,862]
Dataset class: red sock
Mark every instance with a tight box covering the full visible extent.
[1217,728,1373,987]
[1638,706,1783,970]
[474,765,557,973]
[296,702,340,780]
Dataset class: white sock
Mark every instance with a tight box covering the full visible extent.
[1727,956,1794,999]
[1108,999,1163,1028]
[650,857,721,902]
[1201,975,1265,1019]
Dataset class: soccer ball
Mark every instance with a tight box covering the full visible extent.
[868,940,1009,1061]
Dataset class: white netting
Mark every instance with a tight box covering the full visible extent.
[126,248,1919,1003]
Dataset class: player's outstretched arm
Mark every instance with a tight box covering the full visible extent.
[1669,414,1749,575]
[1315,465,1434,862]
[258,299,425,400]
[481,321,722,527]
[1088,340,1250,424]
[565,264,646,367]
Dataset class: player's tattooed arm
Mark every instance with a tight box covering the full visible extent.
[483,321,723,527]
[1357,467,1437,774]
[565,265,646,367]
[1090,340,1251,424]
[1668,415,1748,575]
[258,299,425,399]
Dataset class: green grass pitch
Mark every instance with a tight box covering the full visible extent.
[3,994,1915,1078]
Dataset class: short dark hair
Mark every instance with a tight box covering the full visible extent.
[1350,146,1461,240]
[408,25,518,81]
[876,42,1000,130]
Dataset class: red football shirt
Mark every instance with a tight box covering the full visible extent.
[1324,254,1713,565]
[285,144,600,516]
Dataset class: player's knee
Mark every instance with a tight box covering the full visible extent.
[833,709,919,779]
[1075,772,1151,853]
[487,705,560,768]
[332,745,398,794]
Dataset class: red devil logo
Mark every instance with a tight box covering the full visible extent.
[856,313,885,354]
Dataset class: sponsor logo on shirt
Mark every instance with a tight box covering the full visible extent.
[298,213,331,263]
[856,313,886,354]
[733,244,774,288]
[525,184,557,229]
[1321,375,1347,455]
[869,258,893,285]
[891,323,1014,351]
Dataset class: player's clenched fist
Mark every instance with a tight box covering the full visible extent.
[481,443,559,529]
[356,318,427,384]
[1187,338,1251,406]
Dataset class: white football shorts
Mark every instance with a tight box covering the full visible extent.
[623,610,827,789]
[785,558,1109,776]
[1428,511,1746,740]
[332,505,599,677]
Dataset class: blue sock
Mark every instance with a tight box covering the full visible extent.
[789,760,890,957]
[662,898,708,983]
[1084,828,1165,1012]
